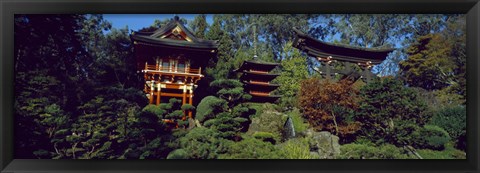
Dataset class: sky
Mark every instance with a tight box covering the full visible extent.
[103,14,213,31]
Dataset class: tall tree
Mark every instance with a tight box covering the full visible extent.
[189,14,208,39]
[14,14,89,158]
[399,33,457,91]
[272,42,309,109]
[355,77,429,146]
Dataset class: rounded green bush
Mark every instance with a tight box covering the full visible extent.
[195,96,227,123]
[142,105,165,116]
[428,106,466,150]
[166,149,188,159]
[412,125,451,150]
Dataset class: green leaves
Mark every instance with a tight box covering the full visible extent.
[356,77,429,146]
[272,42,309,109]
[196,79,255,140]
[175,127,226,159]
[196,96,228,123]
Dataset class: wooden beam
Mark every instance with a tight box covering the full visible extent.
[159,93,185,98]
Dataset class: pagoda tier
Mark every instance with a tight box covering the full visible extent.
[131,16,218,118]
[292,27,394,83]
[235,60,281,103]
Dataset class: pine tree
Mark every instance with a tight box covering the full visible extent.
[189,14,208,39]
[272,42,309,109]
[197,79,255,140]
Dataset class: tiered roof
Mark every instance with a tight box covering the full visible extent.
[235,60,281,103]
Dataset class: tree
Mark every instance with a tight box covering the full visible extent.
[14,14,90,158]
[272,42,309,109]
[169,127,227,159]
[189,14,208,39]
[400,15,466,103]
[203,15,236,80]
[298,78,361,143]
[428,106,466,150]
[196,79,255,140]
[355,77,429,146]
[399,34,457,91]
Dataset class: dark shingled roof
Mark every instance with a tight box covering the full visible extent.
[292,27,395,64]
[131,16,218,51]
[234,60,280,72]
[239,71,280,81]
[242,82,280,91]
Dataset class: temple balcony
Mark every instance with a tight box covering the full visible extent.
[142,63,203,78]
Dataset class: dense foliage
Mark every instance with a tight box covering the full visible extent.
[298,78,361,143]
[355,77,429,146]
[14,14,466,159]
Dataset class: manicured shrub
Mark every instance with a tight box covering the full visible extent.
[142,104,165,117]
[195,96,227,123]
[177,127,227,159]
[428,105,466,150]
[411,125,451,150]
[166,149,188,159]
[181,104,195,111]
[197,79,255,140]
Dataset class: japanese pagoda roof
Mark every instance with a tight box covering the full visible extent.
[249,94,281,103]
[234,60,280,72]
[240,71,280,81]
[131,16,218,51]
[292,27,395,64]
[243,82,280,91]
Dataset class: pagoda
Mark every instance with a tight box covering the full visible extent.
[235,60,281,103]
[292,27,395,83]
[131,16,218,117]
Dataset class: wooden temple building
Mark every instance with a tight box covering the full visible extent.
[292,27,395,83]
[235,60,281,103]
[131,16,218,117]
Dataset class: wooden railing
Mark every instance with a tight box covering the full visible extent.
[144,64,201,74]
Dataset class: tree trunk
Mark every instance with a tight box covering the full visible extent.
[331,111,339,136]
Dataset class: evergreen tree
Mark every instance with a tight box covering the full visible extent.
[197,79,255,140]
[189,14,208,39]
[355,77,429,146]
[272,42,309,109]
